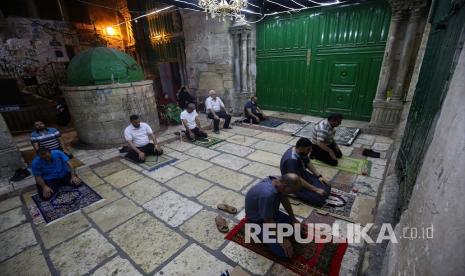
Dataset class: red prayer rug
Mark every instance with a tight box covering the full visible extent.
[225,218,348,276]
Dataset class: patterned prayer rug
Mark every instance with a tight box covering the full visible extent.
[259,119,284,128]
[312,157,370,175]
[32,183,102,223]
[226,218,348,276]
[293,123,360,146]
[190,136,224,148]
[290,189,356,221]
[126,155,178,171]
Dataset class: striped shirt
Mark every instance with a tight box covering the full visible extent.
[30,128,62,150]
[311,119,336,145]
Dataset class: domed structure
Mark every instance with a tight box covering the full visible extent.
[67,47,144,86]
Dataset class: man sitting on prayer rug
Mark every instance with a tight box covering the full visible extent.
[245,173,302,259]
[310,113,343,166]
[244,96,267,124]
[32,148,81,200]
[280,138,331,207]
[205,90,232,134]
[124,114,163,163]
[31,121,71,157]
[181,103,208,141]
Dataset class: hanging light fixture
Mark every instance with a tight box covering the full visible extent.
[198,0,247,21]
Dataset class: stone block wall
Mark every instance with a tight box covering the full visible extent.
[181,10,235,109]
[62,80,160,147]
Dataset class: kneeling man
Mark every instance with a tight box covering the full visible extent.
[244,96,267,124]
[280,138,331,206]
[124,115,163,163]
[310,113,343,166]
[32,148,81,200]
[245,173,302,259]
[181,103,208,141]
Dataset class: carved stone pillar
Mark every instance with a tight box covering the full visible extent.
[229,20,252,115]
[368,0,428,135]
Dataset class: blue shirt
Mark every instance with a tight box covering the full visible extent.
[245,176,281,222]
[244,100,258,115]
[32,150,70,180]
[280,147,309,178]
[30,128,62,150]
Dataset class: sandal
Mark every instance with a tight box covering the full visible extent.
[217,203,237,214]
[215,215,229,233]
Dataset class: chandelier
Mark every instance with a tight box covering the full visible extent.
[198,0,247,21]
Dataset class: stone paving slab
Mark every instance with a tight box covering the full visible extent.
[0,207,26,232]
[0,245,50,276]
[78,170,104,187]
[165,174,212,197]
[0,223,36,262]
[91,256,142,276]
[252,140,291,155]
[0,196,21,213]
[109,213,187,273]
[89,198,143,232]
[208,130,236,139]
[222,242,273,275]
[210,153,251,170]
[122,177,167,204]
[104,169,145,188]
[143,166,184,183]
[180,210,232,250]
[350,196,377,225]
[369,163,387,179]
[227,135,260,146]
[224,127,263,137]
[185,146,221,160]
[372,142,391,152]
[94,161,129,178]
[164,140,196,152]
[49,228,116,276]
[216,142,256,157]
[246,150,281,167]
[199,165,253,191]
[197,186,245,212]
[143,191,203,227]
[240,163,280,179]
[37,212,90,249]
[255,132,294,144]
[174,157,213,174]
[155,243,232,276]
[83,184,123,213]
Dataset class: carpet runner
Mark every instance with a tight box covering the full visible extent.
[226,218,348,276]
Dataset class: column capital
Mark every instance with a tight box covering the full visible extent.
[229,20,252,35]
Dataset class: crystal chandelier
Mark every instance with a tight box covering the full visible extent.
[198,0,247,21]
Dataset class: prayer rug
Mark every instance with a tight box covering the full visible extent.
[290,189,356,222]
[302,210,336,226]
[226,218,348,276]
[126,155,178,171]
[190,136,224,148]
[259,119,284,128]
[313,156,370,175]
[293,123,360,146]
[32,182,102,223]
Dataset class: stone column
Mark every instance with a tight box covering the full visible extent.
[229,21,252,115]
[392,8,424,101]
[240,33,248,92]
[0,115,26,180]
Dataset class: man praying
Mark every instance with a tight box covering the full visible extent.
[205,90,232,134]
[181,103,208,141]
[30,121,70,155]
[124,115,163,163]
[310,113,343,166]
[244,96,267,124]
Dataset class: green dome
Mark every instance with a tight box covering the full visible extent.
[67,47,144,86]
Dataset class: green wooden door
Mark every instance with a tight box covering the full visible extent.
[256,1,390,120]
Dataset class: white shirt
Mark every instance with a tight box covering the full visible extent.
[180,110,198,130]
[124,122,153,147]
[205,96,225,113]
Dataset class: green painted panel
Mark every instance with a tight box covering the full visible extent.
[256,0,390,120]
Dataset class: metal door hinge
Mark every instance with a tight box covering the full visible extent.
[306,48,312,66]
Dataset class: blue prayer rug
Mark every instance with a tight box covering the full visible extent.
[32,183,102,223]
[259,119,284,128]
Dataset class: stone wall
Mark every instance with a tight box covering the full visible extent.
[62,80,160,146]
[0,115,25,178]
[181,10,235,108]
[381,38,465,275]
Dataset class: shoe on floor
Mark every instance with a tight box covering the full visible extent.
[224,126,233,129]
[9,169,31,182]
[362,149,381,158]
[214,130,220,134]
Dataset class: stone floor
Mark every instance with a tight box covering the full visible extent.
[0,112,393,276]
